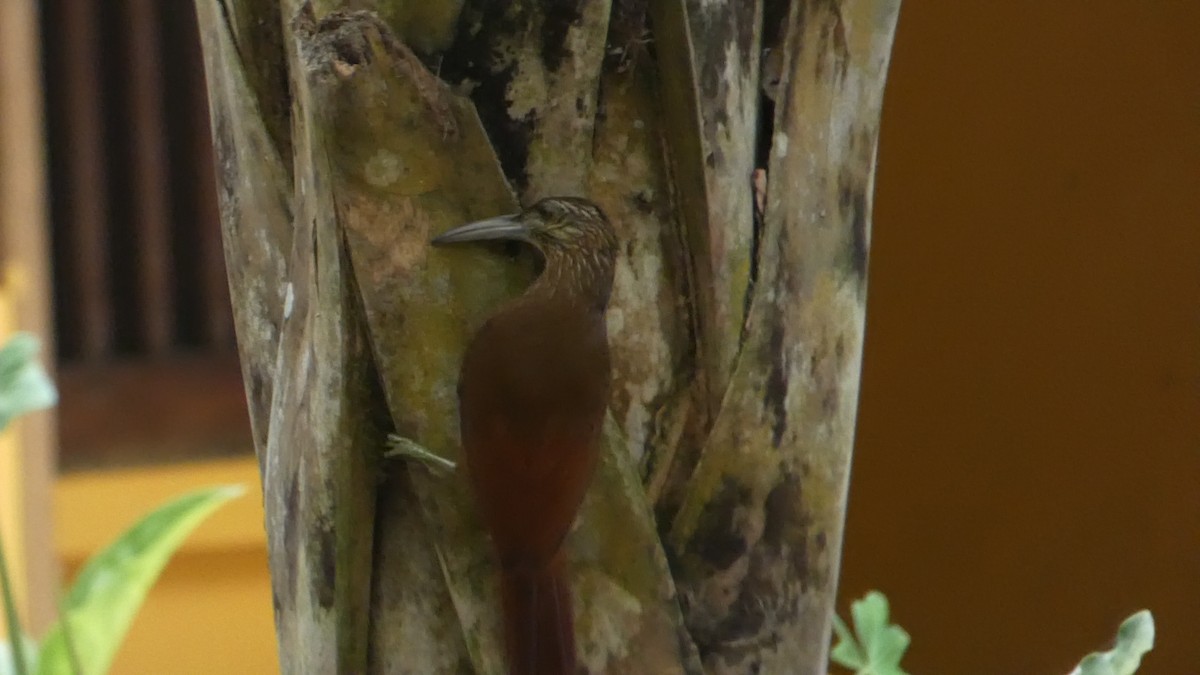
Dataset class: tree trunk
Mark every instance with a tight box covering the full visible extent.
[194,0,901,673]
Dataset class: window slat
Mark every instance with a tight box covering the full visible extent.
[60,0,112,360]
[183,10,235,349]
[123,0,173,354]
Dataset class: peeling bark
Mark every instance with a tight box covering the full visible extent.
[197,0,293,460]
[196,0,900,672]
[642,0,766,534]
[666,1,902,672]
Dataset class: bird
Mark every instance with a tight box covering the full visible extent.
[431,196,618,675]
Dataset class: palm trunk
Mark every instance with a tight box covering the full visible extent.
[194,0,901,672]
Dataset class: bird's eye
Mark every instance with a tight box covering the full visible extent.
[536,202,560,219]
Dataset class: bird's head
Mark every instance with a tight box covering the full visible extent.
[432,196,617,258]
[432,196,619,307]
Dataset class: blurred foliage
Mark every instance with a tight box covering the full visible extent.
[1069,610,1154,675]
[831,591,910,675]
[0,333,242,675]
[831,591,1154,675]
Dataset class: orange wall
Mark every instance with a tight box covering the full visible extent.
[842,2,1200,673]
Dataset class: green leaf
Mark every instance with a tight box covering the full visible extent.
[35,485,244,675]
[0,635,39,675]
[0,333,57,431]
[1,536,33,675]
[831,614,867,669]
[1071,610,1154,675]
[830,591,910,675]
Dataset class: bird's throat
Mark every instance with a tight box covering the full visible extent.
[527,248,615,311]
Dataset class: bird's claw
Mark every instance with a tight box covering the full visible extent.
[384,434,457,475]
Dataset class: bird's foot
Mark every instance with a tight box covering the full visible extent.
[384,434,456,475]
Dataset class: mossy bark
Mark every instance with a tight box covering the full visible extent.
[195,0,901,673]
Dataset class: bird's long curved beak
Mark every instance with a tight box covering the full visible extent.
[431,214,530,245]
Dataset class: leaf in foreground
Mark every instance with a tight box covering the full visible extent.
[0,332,57,675]
[0,635,38,675]
[1069,610,1154,675]
[35,485,244,675]
[0,332,57,430]
[830,590,910,675]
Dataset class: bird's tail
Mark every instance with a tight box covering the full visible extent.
[499,551,575,675]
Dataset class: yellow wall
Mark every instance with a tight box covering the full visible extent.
[55,460,277,674]
[842,2,1200,673]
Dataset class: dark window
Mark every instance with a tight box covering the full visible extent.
[40,0,250,470]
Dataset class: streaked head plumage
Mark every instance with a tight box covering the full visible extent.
[432,196,619,308]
